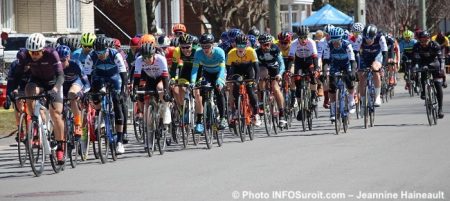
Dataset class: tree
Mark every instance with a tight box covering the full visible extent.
[185,0,268,39]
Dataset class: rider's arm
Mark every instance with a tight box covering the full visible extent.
[133,57,143,87]
[250,49,260,81]
[52,50,65,88]
[380,36,388,67]
[277,53,285,76]
[114,52,128,92]
[76,60,91,92]
[6,60,19,97]
[84,54,93,76]
[191,50,201,84]
[171,48,181,78]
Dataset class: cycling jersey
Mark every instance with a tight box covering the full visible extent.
[432,35,449,47]
[360,35,388,68]
[191,47,226,85]
[256,44,285,77]
[6,59,30,96]
[316,38,328,59]
[64,60,84,83]
[15,48,64,87]
[274,40,291,59]
[72,48,91,66]
[84,48,127,76]
[399,38,417,55]
[226,47,258,65]
[349,34,363,51]
[134,54,169,79]
[289,38,318,59]
[413,41,444,67]
[172,46,197,84]
[323,40,355,74]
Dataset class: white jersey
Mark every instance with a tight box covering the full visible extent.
[134,54,168,78]
[349,34,363,51]
[316,38,328,59]
[289,38,318,58]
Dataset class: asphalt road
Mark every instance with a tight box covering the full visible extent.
[0,79,449,201]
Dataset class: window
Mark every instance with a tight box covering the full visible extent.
[67,0,81,32]
[1,0,14,30]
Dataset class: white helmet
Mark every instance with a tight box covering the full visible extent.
[26,33,46,51]
[351,22,364,33]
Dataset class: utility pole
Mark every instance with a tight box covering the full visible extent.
[269,0,281,36]
[418,0,426,30]
[355,0,366,24]
[134,0,148,35]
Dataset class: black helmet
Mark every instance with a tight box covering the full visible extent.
[57,36,70,46]
[179,33,193,45]
[248,28,261,37]
[297,25,310,37]
[170,37,179,47]
[258,33,272,44]
[199,33,214,44]
[418,30,431,39]
[140,43,156,56]
[94,36,109,51]
[67,36,80,50]
[235,34,248,45]
[363,24,378,39]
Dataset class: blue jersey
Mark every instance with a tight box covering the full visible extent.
[398,38,417,55]
[84,48,127,77]
[64,60,84,83]
[323,40,355,73]
[191,47,226,84]
[361,35,388,65]
[72,48,91,66]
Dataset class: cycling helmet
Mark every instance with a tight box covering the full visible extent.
[199,33,214,44]
[235,34,248,45]
[179,34,193,45]
[157,35,171,47]
[248,28,261,37]
[363,24,378,39]
[227,28,241,42]
[191,35,199,46]
[140,34,156,45]
[248,34,257,48]
[258,33,272,44]
[130,37,141,47]
[220,31,229,42]
[329,27,345,40]
[67,36,80,50]
[403,30,414,39]
[57,36,70,46]
[140,43,156,57]
[172,23,187,33]
[81,32,96,46]
[26,33,46,51]
[342,30,350,40]
[56,45,71,59]
[297,25,310,37]
[323,24,335,34]
[94,36,109,51]
[418,31,430,39]
[277,31,292,42]
[170,37,180,47]
[351,22,364,33]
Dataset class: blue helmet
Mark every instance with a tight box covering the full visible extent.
[342,30,350,40]
[221,31,229,42]
[248,34,257,48]
[227,28,241,42]
[329,27,345,40]
[56,45,71,59]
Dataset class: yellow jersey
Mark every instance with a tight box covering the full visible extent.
[274,40,291,58]
[226,47,258,66]
[431,35,449,47]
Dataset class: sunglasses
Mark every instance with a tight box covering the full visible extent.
[236,44,247,48]
[330,38,341,43]
[82,45,93,49]
[261,43,271,47]
[28,50,43,56]
[201,44,212,49]
[299,36,307,40]
[95,50,107,55]
[181,45,191,49]
[175,31,184,35]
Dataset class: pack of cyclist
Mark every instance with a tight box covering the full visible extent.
[3,22,447,174]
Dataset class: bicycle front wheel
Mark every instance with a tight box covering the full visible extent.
[334,89,342,135]
[96,111,109,164]
[262,91,273,136]
[17,113,28,167]
[28,122,45,177]
[203,101,214,149]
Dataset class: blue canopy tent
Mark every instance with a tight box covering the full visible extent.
[293,4,353,28]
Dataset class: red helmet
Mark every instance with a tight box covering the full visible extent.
[130,36,141,47]
[277,31,292,42]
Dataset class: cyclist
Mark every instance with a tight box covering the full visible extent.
[4,57,31,142]
[218,31,231,52]
[288,25,319,121]
[84,36,128,154]
[384,32,400,86]
[172,23,187,38]
[323,27,357,120]
[225,28,242,55]
[256,33,287,126]
[248,34,259,49]
[171,34,199,114]
[226,34,261,127]
[319,24,335,109]
[359,24,388,107]
[72,33,96,69]
[15,33,65,163]
[191,33,228,133]
[431,31,449,87]
[275,31,296,107]
[399,30,417,90]
[133,43,172,132]
[56,45,90,138]
[413,31,445,119]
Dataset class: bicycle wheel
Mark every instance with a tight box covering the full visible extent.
[156,122,168,155]
[306,90,313,131]
[271,96,279,135]
[425,84,433,126]
[203,101,214,149]
[28,121,45,177]
[364,85,369,129]
[180,98,190,149]
[96,111,109,164]
[431,87,438,125]
[65,113,78,168]
[300,89,307,132]
[334,89,341,135]
[407,69,414,97]
[369,89,375,127]
[49,121,65,173]
[342,92,349,133]
[262,91,273,136]
[17,113,28,167]
[237,96,245,142]
[133,106,145,144]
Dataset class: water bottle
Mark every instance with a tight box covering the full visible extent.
[162,102,171,124]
